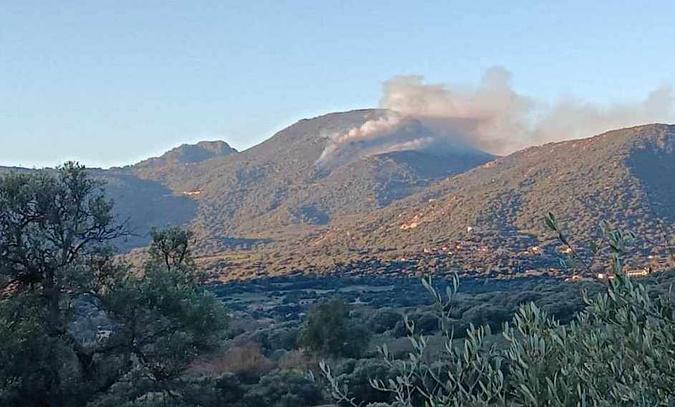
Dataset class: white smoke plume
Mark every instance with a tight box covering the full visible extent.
[380,67,675,155]
[316,67,675,169]
[317,114,404,163]
[316,113,438,170]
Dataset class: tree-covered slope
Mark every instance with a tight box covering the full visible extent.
[129,109,493,253]
[2,109,494,256]
[297,124,674,275]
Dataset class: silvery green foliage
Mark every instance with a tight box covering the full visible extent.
[322,221,675,406]
[321,274,507,407]
[504,271,674,406]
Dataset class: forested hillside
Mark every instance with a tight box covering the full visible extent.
[2,120,673,280]
[275,124,675,277]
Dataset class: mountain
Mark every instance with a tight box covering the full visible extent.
[0,165,198,251]
[140,140,237,166]
[130,140,238,184]
[291,123,674,277]
[94,170,198,251]
[5,114,671,280]
[0,140,237,251]
[124,109,494,253]
[1,109,494,256]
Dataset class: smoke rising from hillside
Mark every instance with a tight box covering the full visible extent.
[316,113,437,169]
[316,67,675,168]
[320,114,404,160]
[380,67,675,155]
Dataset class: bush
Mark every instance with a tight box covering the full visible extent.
[200,343,274,383]
[241,371,324,407]
[300,299,371,358]
[461,303,511,329]
[324,271,675,406]
[338,359,396,404]
[277,350,317,372]
[253,325,300,354]
[212,373,246,405]
[367,309,402,334]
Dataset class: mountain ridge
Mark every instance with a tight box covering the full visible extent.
[277,123,674,277]
[140,109,494,252]
[2,116,673,280]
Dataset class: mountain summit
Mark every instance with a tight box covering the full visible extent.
[131,140,235,175]
[141,140,237,166]
[129,109,494,250]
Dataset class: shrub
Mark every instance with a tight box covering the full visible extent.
[253,325,300,354]
[202,342,274,382]
[212,373,246,405]
[241,371,324,407]
[300,299,371,358]
[278,349,317,372]
[367,309,402,334]
[339,359,396,404]
[324,271,675,406]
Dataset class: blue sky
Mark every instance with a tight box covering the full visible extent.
[1,1,674,167]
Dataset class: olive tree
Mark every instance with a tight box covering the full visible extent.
[0,162,125,332]
[301,299,371,359]
[0,163,228,407]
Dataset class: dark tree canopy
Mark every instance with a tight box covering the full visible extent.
[300,299,371,358]
[0,162,126,347]
[148,226,193,271]
[0,162,124,290]
[0,163,228,407]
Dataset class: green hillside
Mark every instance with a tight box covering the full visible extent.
[294,124,674,277]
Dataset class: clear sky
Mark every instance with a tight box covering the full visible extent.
[2,0,674,168]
